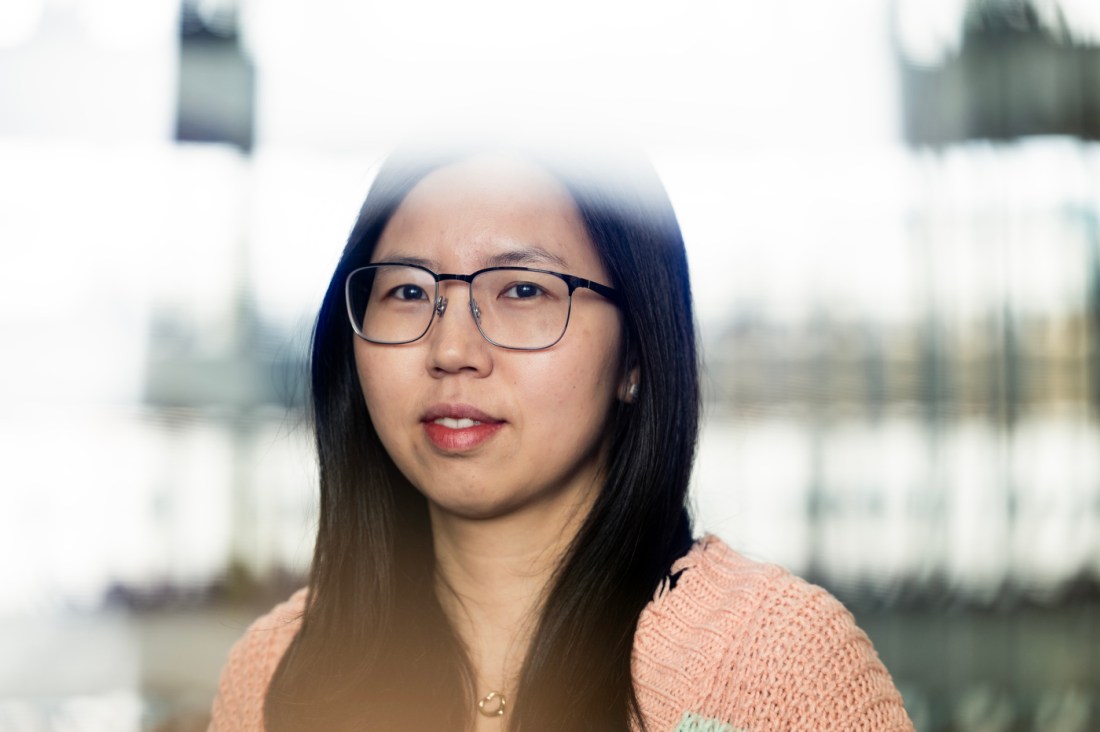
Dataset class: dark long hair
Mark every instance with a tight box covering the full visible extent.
[265,143,699,731]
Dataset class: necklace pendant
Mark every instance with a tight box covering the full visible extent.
[477,690,506,717]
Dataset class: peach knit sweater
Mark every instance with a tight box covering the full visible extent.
[209,536,913,731]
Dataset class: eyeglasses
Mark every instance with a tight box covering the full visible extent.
[345,263,619,350]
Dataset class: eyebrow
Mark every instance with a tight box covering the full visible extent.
[377,246,570,273]
[379,254,437,269]
[484,246,569,270]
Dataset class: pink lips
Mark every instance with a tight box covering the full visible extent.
[421,403,504,452]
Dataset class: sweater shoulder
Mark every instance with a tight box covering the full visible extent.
[634,536,912,732]
[208,588,308,732]
[639,534,824,637]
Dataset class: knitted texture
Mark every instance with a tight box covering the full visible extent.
[209,587,305,730]
[209,536,914,732]
[633,536,913,731]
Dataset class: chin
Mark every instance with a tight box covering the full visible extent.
[424,490,525,523]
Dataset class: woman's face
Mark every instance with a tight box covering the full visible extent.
[353,156,626,524]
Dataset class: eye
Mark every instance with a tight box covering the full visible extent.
[390,284,429,301]
[501,282,545,300]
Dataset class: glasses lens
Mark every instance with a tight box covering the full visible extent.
[471,269,570,349]
[346,265,436,343]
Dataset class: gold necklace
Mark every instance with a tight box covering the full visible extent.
[477,690,506,717]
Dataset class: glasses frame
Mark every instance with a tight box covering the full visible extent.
[345,262,619,351]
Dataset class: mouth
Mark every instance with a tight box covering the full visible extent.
[421,404,504,452]
[432,417,483,429]
[421,403,501,425]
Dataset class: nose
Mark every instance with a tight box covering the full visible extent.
[425,282,492,377]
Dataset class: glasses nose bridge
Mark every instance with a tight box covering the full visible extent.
[432,272,480,323]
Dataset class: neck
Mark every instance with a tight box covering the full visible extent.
[429,495,594,697]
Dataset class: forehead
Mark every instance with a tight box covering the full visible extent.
[373,155,604,275]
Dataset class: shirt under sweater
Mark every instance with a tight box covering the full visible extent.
[209,535,914,731]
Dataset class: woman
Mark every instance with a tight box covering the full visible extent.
[209,143,914,731]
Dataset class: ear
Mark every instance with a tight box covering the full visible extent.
[618,366,641,403]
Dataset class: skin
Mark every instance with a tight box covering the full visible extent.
[353,155,630,729]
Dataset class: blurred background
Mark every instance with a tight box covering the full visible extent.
[1,0,1099,729]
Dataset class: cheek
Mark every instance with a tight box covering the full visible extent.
[354,348,404,434]
[522,335,621,425]
[353,348,373,406]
